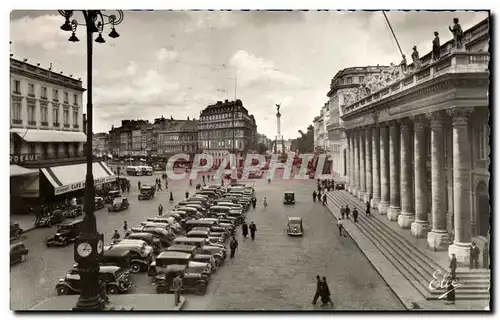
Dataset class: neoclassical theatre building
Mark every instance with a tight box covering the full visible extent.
[339,19,489,265]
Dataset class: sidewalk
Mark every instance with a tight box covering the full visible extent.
[324,194,489,311]
[27,294,186,311]
[11,214,36,233]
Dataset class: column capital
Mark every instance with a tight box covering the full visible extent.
[447,107,474,126]
[411,114,428,131]
[426,110,447,128]
[398,118,413,131]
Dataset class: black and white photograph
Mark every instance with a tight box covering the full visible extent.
[6,2,492,312]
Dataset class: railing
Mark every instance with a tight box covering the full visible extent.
[41,121,49,126]
[64,123,70,128]
[73,124,79,128]
[40,96,48,100]
[12,119,22,124]
[28,120,36,125]
[53,122,60,127]
[53,98,59,102]
[10,59,82,87]
[12,91,21,95]
[342,51,489,117]
[28,93,35,98]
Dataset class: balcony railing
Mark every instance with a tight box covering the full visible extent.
[73,124,79,128]
[12,91,21,95]
[28,120,36,125]
[41,121,49,126]
[53,122,60,127]
[28,93,35,98]
[41,96,48,100]
[342,51,489,117]
[12,119,22,124]
[53,98,59,102]
[64,123,70,128]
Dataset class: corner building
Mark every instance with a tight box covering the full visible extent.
[340,19,489,266]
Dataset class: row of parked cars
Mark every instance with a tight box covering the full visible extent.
[54,183,256,297]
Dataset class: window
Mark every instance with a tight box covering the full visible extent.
[346,77,352,84]
[27,102,36,123]
[41,87,48,99]
[13,80,20,94]
[11,101,22,121]
[53,89,59,101]
[28,83,35,96]
[73,109,79,127]
[41,106,48,123]
[64,92,69,103]
[73,94,78,105]
[29,143,36,154]
[53,106,60,124]
[63,109,70,125]
[358,76,365,83]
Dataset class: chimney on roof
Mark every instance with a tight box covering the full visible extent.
[187,116,190,121]
[225,99,228,103]
[171,116,173,120]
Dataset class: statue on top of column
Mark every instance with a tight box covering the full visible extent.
[275,104,281,117]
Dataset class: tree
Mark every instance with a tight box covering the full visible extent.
[257,143,268,154]
[292,124,314,153]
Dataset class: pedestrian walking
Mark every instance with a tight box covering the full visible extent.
[242,222,249,239]
[322,194,327,206]
[337,218,344,236]
[249,221,257,240]
[123,221,128,232]
[172,273,183,306]
[169,192,174,202]
[138,181,141,190]
[318,185,322,193]
[340,206,345,219]
[99,280,110,304]
[111,230,121,240]
[157,182,162,191]
[470,242,480,269]
[158,204,163,217]
[229,237,239,258]
[263,197,268,208]
[312,190,317,202]
[202,176,206,184]
[353,208,359,222]
[450,253,457,279]
[185,191,189,199]
[320,276,333,306]
[345,205,351,220]
[365,201,371,217]
[445,275,456,305]
[252,197,257,209]
[126,184,130,193]
[312,275,321,304]
[165,180,168,190]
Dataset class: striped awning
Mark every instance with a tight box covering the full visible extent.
[10,128,86,142]
[41,161,116,195]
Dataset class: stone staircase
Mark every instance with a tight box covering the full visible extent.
[326,191,490,301]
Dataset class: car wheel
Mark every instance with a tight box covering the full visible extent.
[130,262,141,273]
[62,239,68,246]
[47,221,52,227]
[56,286,69,295]
[195,282,207,295]
[107,285,119,295]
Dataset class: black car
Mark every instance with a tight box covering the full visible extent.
[10,242,29,265]
[138,185,155,201]
[131,227,175,247]
[105,190,122,204]
[108,197,130,212]
[45,219,84,247]
[35,210,65,228]
[148,251,211,278]
[335,181,346,190]
[287,217,304,236]
[125,232,164,254]
[55,266,132,295]
[98,249,131,269]
[284,191,296,205]
[10,223,23,240]
[94,197,105,210]
[166,244,220,270]
[155,264,209,295]
[105,240,154,273]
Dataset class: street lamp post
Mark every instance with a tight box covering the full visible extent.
[58,10,123,311]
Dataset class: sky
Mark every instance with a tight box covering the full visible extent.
[10,10,488,139]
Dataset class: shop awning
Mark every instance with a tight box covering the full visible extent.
[10,128,87,142]
[10,165,38,177]
[41,161,116,195]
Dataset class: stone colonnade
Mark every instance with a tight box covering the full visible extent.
[345,108,473,265]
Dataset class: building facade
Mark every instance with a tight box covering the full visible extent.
[198,99,257,165]
[108,119,150,157]
[340,19,489,265]
[157,118,199,156]
[92,132,109,155]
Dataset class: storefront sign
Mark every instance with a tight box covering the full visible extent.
[54,176,116,195]
[10,154,40,165]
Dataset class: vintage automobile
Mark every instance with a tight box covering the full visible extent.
[131,226,174,247]
[105,240,154,273]
[166,244,219,270]
[147,217,184,235]
[147,251,211,277]
[138,185,156,201]
[184,204,207,215]
[105,190,122,204]
[98,249,132,269]
[94,197,105,210]
[55,266,132,295]
[215,202,244,213]
[125,232,164,254]
[108,197,130,212]
[185,219,217,233]
[175,207,202,219]
[35,209,65,228]
[284,191,296,205]
[10,223,24,240]
[287,217,304,236]
[199,245,227,262]
[45,219,84,247]
[62,206,83,219]
[187,230,224,245]
[155,264,209,295]
[227,211,245,225]
[335,181,347,190]
[191,227,227,243]
[10,242,29,265]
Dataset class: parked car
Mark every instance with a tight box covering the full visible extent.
[98,249,132,269]
[55,266,132,295]
[105,240,154,273]
[147,251,211,277]
[125,232,164,254]
[199,245,227,262]
[284,191,296,205]
[104,190,122,204]
[138,185,155,201]
[287,217,304,236]
[187,230,224,245]
[45,219,84,247]
[94,197,105,210]
[131,227,174,247]
[165,244,220,269]
[35,210,65,228]
[10,242,29,265]
[155,264,209,295]
[335,181,346,190]
[108,197,130,212]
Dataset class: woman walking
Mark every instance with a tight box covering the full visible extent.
[320,276,333,306]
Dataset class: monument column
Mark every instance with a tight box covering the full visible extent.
[359,129,366,200]
[378,124,390,214]
[364,126,373,203]
[411,115,430,238]
[388,121,401,221]
[448,108,473,265]
[371,125,381,209]
[427,111,450,250]
[354,130,360,196]
[398,118,415,229]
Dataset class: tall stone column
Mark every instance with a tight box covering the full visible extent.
[354,130,360,196]
[448,108,473,265]
[358,129,366,200]
[378,125,390,214]
[427,111,450,250]
[387,121,401,221]
[364,127,373,203]
[371,126,381,209]
[346,133,352,192]
[411,115,430,238]
[398,118,415,229]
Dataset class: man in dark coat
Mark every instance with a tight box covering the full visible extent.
[169,192,174,202]
[483,242,489,269]
[340,206,346,219]
[470,242,480,269]
[185,191,189,199]
[352,208,359,222]
[111,230,121,240]
[345,205,351,220]
[249,221,257,240]
[449,253,457,279]
[252,197,257,209]
[158,204,163,216]
[229,237,239,258]
[318,185,322,194]
[445,275,456,305]
[312,275,321,304]
[241,222,249,239]
[320,276,333,306]
[312,190,317,202]
[365,201,371,217]
[137,181,141,191]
